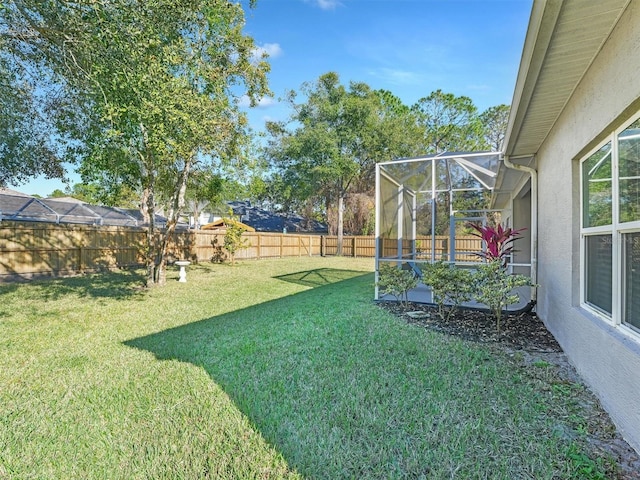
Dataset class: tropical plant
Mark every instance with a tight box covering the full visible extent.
[467,222,526,266]
[377,263,418,309]
[422,261,474,321]
[472,260,533,333]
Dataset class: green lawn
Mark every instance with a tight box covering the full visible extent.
[0,257,612,479]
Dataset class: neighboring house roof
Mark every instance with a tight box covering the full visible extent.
[0,188,31,197]
[201,218,256,232]
[226,201,327,234]
[495,0,631,204]
[1,190,324,232]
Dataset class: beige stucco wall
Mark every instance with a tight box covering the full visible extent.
[534,1,640,452]
[512,185,531,267]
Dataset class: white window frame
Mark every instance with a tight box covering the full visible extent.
[580,111,640,339]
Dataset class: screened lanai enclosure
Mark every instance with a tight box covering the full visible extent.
[374,151,533,310]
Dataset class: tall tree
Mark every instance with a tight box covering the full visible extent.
[265,73,418,252]
[411,90,484,154]
[2,0,270,285]
[0,52,65,186]
[480,104,510,152]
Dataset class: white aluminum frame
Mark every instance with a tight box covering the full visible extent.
[579,110,640,340]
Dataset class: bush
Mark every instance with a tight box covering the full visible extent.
[377,263,418,309]
[472,260,533,332]
[223,221,249,265]
[422,261,473,321]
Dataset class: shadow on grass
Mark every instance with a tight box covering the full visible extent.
[124,270,403,477]
[273,267,369,288]
[18,269,148,301]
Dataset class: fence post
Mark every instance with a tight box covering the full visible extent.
[280,233,283,258]
[257,233,262,259]
[320,235,325,257]
[353,237,357,258]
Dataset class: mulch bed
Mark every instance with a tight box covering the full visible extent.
[378,301,562,352]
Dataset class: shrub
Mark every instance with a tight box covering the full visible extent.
[377,263,418,309]
[422,261,474,321]
[223,220,250,265]
[472,260,533,332]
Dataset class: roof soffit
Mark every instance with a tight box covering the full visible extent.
[504,0,631,158]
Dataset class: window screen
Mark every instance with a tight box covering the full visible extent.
[582,142,612,228]
[624,233,640,330]
[585,235,613,314]
[618,121,640,224]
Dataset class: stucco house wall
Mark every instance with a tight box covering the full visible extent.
[533,0,640,452]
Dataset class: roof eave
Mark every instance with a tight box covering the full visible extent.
[503,0,562,159]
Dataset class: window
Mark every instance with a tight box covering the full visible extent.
[581,115,640,333]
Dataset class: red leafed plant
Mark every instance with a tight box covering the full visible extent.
[467,222,526,265]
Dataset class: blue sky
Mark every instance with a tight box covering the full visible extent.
[11,0,533,197]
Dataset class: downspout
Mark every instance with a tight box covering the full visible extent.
[503,155,538,303]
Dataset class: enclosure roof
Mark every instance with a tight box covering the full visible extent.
[379,151,501,194]
[0,190,171,227]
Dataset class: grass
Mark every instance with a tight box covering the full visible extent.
[0,257,612,479]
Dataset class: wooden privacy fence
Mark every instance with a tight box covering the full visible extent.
[0,221,324,280]
[0,221,147,280]
[0,221,483,280]
[378,235,483,262]
[192,230,323,261]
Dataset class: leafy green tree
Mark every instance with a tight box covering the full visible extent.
[265,73,417,252]
[480,104,510,152]
[411,90,484,154]
[2,0,270,285]
[0,53,65,186]
[57,182,140,208]
[184,171,224,228]
[48,189,66,199]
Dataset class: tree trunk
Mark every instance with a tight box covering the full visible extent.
[155,157,192,286]
[143,175,157,287]
[140,187,151,224]
[137,125,160,288]
[337,194,344,256]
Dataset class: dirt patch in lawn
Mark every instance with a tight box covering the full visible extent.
[378,301,640,479]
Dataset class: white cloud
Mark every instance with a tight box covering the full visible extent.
[466,84,491,92]
[238,95,276,108]
[369,68,425,86]
[305,0,342,11]
[251,43,283,63]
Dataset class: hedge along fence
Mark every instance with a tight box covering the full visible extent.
[0,221,483,281]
